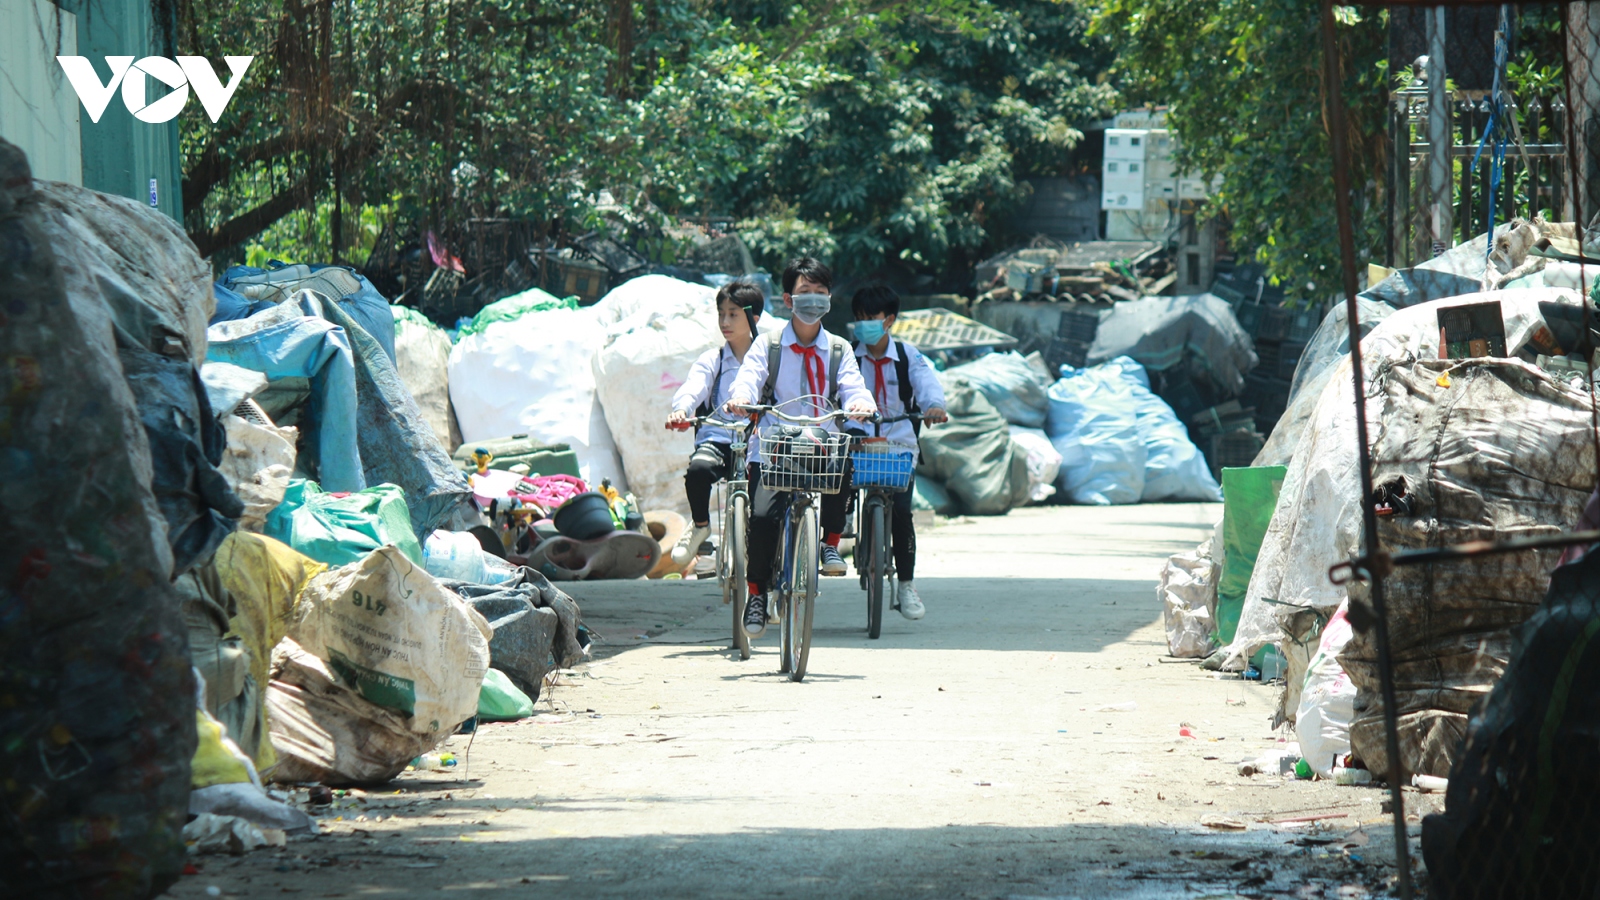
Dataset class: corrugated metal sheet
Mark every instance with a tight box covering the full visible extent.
[63,0,183,220]
[0,0,83,185]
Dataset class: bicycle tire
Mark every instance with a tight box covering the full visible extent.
[729,493,750,661]
[778,511,794,674]
[788,503,819,681]
[865,499,886,639]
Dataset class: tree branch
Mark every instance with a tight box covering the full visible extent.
[189,174,320,257]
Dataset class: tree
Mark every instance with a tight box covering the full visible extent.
[1092,0,1388,302]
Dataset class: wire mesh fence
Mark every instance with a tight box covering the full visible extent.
[1318,2,1600,897]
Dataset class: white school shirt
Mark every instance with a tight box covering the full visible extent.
[727,322,876,464]
[854,337,946,447]
[671,344,742,445]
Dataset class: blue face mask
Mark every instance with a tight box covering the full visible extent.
[854,319,887,344]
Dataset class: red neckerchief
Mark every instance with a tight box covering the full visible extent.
[867,356,894,411]
[790,341,827,415]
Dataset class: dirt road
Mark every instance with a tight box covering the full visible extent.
[164,504,1430,899]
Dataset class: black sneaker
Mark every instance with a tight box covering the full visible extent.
[821,544,847,576]
[743,592,768,637]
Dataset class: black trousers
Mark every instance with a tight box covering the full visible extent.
[745,463,849,593]
[849,486,916,582]
[683,441,732,525]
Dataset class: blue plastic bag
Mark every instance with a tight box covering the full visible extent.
[1047,365,1146,505]
[1101,358,1222,502]
[945,351,1049,427]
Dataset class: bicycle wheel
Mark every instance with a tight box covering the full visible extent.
[865,499,887,640]
[777,510,794,674]
[786,503,819,681]
[728,493,750,661]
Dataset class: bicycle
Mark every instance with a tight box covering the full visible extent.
[670,413,755,660]
[735,398,857,682]
[849,413,923,640]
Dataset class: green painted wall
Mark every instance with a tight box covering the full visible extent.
[58,0,182,221]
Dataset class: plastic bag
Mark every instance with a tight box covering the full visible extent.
[1007,425,1061,504]
[265,639,438,785]
[592,277,721,516]
[1100,357,1222,502]
[290,547,492,737]
[478,669,535,721]
[1047,364,1146,505]
[946,351,1050,427]
[423,530,519,585]
[219,413,297,533]
[391,305,458,452]
[916,379,1032,515]
[265,479,423,568]
[1159,547,1216,658]
[1296,600,1355,778]
[449,304,627,488]
[1217,466,1285,647]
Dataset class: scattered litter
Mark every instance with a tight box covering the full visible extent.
[1097,701,1138,713]
[1201,815,1248,831]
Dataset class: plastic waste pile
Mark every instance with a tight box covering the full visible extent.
[1046,357,1222,505]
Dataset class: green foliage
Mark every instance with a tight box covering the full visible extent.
[180,0,1117,286]
[1093,0,1388,302]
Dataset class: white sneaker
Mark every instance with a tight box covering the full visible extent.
[898,582,925,620]
[671,524,711,566]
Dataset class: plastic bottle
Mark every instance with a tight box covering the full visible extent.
[422,530,487,583]
[480,554,522,585]
[1333,767,1373,785]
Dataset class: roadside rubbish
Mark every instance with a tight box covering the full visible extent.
[184,813,279,855]
[1422,545,1600,899]
[266,638,440,785]
[412,752,458,771]
[266,479,424,567]
[452,434,582,478]
[1,143,207,895]
[1340,359,1594,779]
[1333,767,1372,786]
[478,669,536,721]
[391,304,460,452]
[1238,746,1300,777]
[291,546,492,737]
[1101,357,1222,502]
[1063,295,1258,400]
[1296,600,1356,779]
[529,531,662,581]
[218,408,298,533]
[1159,543,1216,658]
[945,351,1051,427]
[592,275,725,516]
[554,492,620,540]
[215,262,399,366]
[1007,425,1063,504]
[1216,466,1286,651]
[424,529,521,584]
[1047,361,1146,504]
[444,569,586,700]
[1097,701,1138,712]
[449,297,628,488]
[918,378,1033,515]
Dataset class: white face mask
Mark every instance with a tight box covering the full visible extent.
[790,292,830,325]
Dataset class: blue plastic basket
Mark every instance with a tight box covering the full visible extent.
[850,443,917,491]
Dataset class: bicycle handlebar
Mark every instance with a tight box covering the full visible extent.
[667,413,752,432]
[734,404,856,425]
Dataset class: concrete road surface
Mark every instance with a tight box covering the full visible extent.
[164,504,1432,899]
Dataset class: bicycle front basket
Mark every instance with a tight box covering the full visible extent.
[761,426,851,494]
[850,441,917,491]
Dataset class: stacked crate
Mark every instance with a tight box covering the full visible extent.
[1233,299,1323,437]
[1045,303,1109,375]
[1188,401,1265,479]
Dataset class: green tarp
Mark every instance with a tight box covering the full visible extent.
[1215,465,1286,645]
[264,479,423,568]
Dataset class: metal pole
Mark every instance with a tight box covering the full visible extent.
[1428,6,1453,252]
[1319,3,1414,896]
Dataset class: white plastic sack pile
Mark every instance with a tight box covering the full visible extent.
[448,304,627,488]
[947,352,1050,427]
[591,276,721,516]
[288,546,491,737]
[1047,364,1146,504]
[1007,425,1061,504]
[1228,287,1584,666]
[391,306,457,451]
[1102,358,1222,502]
[1296,600,1356,778]
[1159,545,1216,657]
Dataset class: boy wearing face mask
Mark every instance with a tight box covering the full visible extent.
[665,281,765,566]
[849,284,947,620]
[725,257,877,637]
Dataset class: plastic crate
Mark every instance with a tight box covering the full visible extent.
[1278,340,1307,381]
[1257,305,1291,342]
[1057,305,1105,343]
[1286,308,1321,343]
[850,442,917,491]
[1254,340,1280,374]
[1236,303,1263,335]
[1046,337,1091,374]
[1209,429,1265,470]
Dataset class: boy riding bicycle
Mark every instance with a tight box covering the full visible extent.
[850,285,947,620]
[725,257,876,637]
[665,281,765,567]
